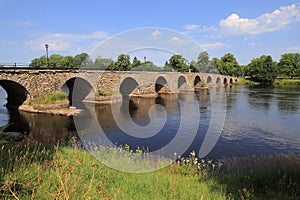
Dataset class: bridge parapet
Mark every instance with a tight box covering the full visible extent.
[0,69,240,110]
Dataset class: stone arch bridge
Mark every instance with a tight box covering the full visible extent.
[0,69,239,110]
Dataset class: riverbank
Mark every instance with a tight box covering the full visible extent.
[0,142,299,199]
[19,104,82,116]
[236,78,300,87]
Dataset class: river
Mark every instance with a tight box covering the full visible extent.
[0,86,299,159]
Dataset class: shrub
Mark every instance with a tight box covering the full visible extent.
[33,91,68,104]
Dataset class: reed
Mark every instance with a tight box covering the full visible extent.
[0,142,299,199]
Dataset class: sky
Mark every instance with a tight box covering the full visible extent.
[0,0,300,66]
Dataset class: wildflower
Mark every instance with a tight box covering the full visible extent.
[190,151,196,157]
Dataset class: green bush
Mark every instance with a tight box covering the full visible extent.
[33,91,68,104]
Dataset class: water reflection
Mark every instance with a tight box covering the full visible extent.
[276,89,300,116]
[248,87,275,112]
[0,86,299,159]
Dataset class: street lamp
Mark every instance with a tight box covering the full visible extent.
[45,44,49,68]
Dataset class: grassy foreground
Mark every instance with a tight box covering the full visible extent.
[0,142,299,199]
[32,91,68,105]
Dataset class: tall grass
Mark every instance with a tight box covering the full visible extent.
[274,79,300,86]
[0,142,299,199]
[33,91,68,104]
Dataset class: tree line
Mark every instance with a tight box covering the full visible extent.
[29,52,300,85]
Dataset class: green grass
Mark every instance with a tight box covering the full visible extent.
[234,78,260,86]
[33,91,68,104]
[274,79,300,86]
[0,142,299,199]
[236,78,300,87]
[97,90,119,96]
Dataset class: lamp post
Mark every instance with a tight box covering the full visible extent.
[45,44,49,68]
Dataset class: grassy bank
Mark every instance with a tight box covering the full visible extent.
[274,79,300,86]
[1,142,299,199]
[236,78,300,87]
[32,91,68,105]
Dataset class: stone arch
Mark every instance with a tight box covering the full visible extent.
[155,76,168,93]
[64,77,94,105]
[178,75,187,90]
[216,77,221,84]
[0,80,28,110]
[229,78,233,84]
[119,77,139,97]
[207,76,212,85]
[223,78,228,85]
[194,75,202,87]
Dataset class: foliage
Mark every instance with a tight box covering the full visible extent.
[33,91,68,104]
[166,54,189,72]
[218,53,242,76]
[109,54,132,71]
[92,56,114,69]
[29,56,47,68]
[247,55,277,85]
[132,56,142,68]
[1,142,299,199]
[277,53,300,78]
[29,53,91,68]
[191,51,218,73]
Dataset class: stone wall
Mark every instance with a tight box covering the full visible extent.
[0,69,240,109]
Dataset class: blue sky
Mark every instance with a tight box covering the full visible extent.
[0,0,300,65]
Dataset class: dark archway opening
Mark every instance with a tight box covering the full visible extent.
[230,78,233,84]
[0,80,28,110]
[223,78,228,85]
[155,76,168,93]
[216,77,221,84]
[207,76,212,85]
[178,76,187,90]
[65,77,94,106]
[194,75,202,87]
[120,77,139,98]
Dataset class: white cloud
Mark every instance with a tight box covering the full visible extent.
[200,42,225,50]
[220,3,300,36]
[183,24,217,33]
[25,31,109,52]
[150,30,162,39]
[171,36,180,41]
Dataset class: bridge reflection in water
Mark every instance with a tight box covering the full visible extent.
[1,85,300,159]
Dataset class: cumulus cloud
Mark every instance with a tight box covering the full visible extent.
[25,31,109,52]
[150,30,162,39]
[183,24,217,33]
[171,36,180,41]
[220,3,300,36]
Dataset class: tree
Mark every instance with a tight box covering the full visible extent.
[219,53,241,76]
[278,53,300,78]
[74,53,91,67]
[29,56,47,68]
[168,54,189,72]
[132,57,142,68]
[48,54,64,68]
[94,56,114,69]
[247,55,277,85]
[112,54,132,71]
[61,55,75,68]
[196,51,211,72]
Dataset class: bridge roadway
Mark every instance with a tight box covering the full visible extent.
[0,69,239,110]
